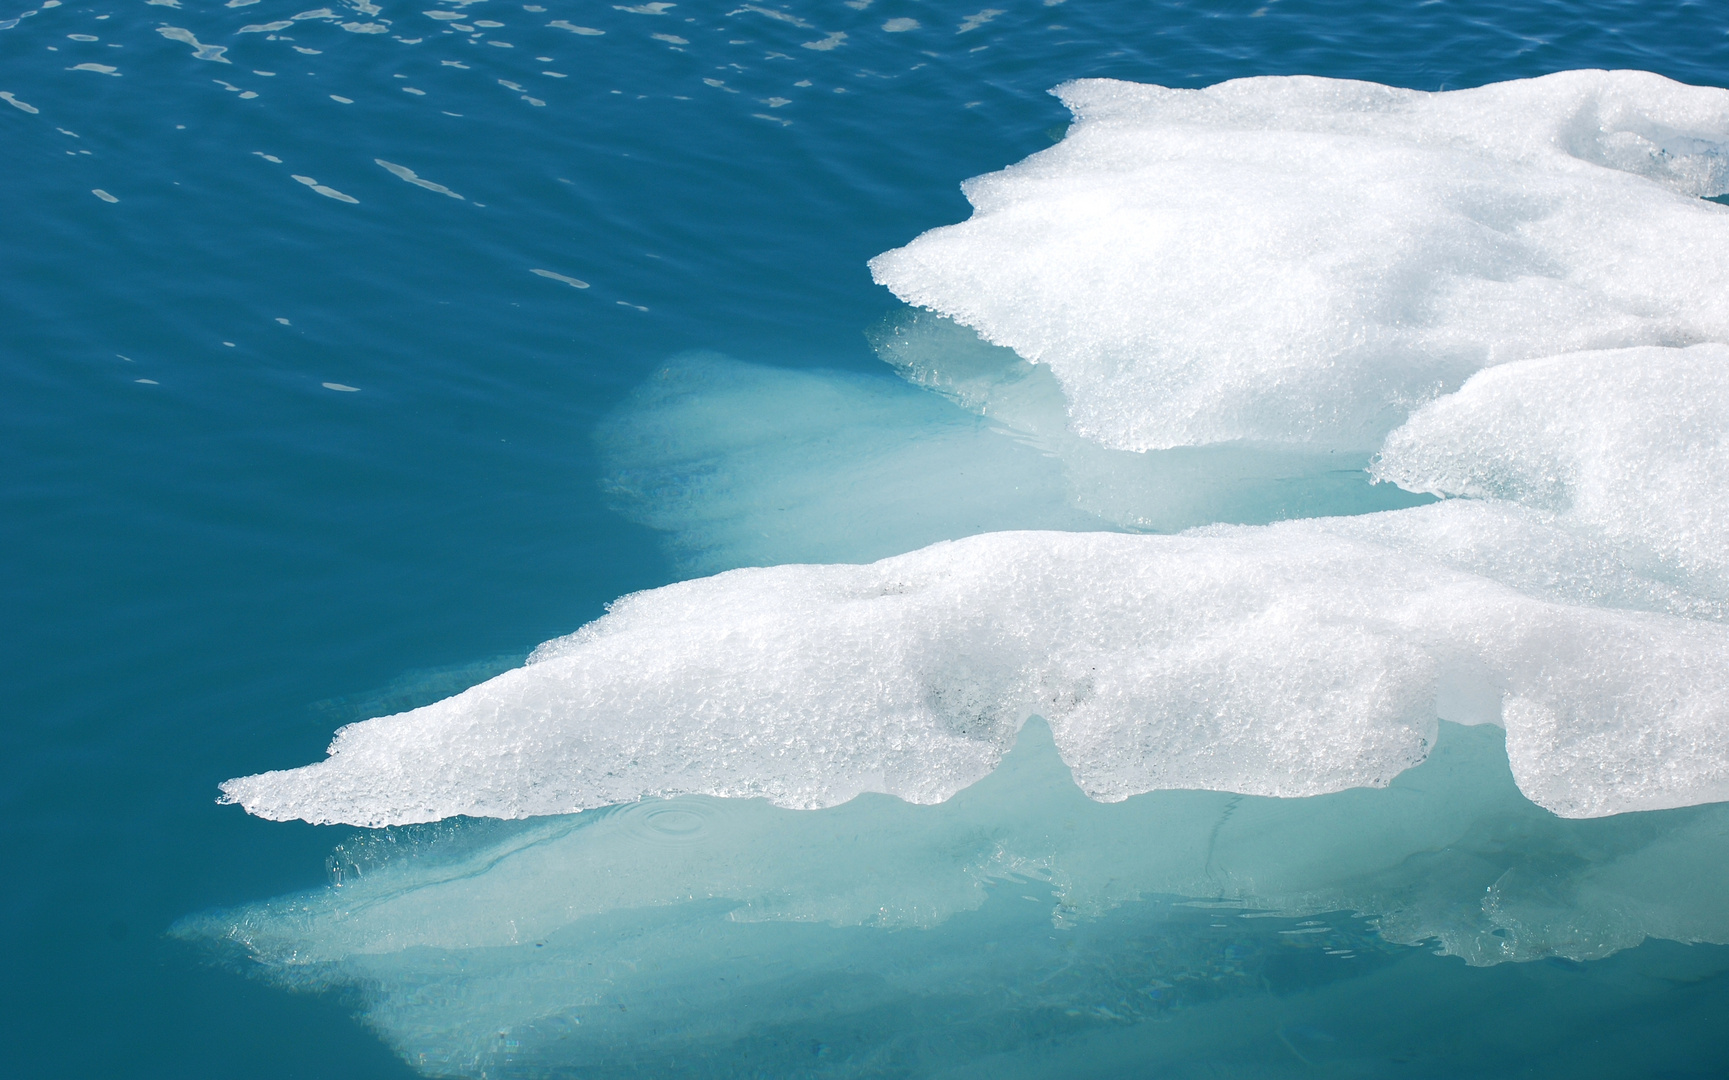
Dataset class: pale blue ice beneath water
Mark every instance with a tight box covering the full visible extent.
[186,717,1729,1078]
[6,0,1729,1076]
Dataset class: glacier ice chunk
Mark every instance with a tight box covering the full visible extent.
[870,71,1729,451]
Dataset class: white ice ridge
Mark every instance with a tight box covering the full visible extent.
[222,515,1729,825]
[869,70,1729,451]
[1374,343,1729,604]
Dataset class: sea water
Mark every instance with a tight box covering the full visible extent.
[5,1,1729,1078]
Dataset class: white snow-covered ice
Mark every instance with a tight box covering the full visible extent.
[221,481,1729,827]
[871,70,1729,451]
[1373,343,1729,604]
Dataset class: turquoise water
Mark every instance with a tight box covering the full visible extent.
[5,1,1729,1077]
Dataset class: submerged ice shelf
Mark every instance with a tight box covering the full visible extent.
[593,350,1100,573]
[595,342,1427,574]
[197,719,1729,966]
[181,718,1729,1076]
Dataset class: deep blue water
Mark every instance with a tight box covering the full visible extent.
[5,0,1729,1076]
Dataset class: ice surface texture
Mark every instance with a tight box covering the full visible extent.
[870,71,1729,451]
[1375,343,1729,602]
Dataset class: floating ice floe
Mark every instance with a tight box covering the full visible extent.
[221,70,1729,894]
[218,508,1729,826]
[195,74,1729,1072]
[222,74,1729,832]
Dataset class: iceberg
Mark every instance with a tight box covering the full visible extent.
[198,73,1729,1075]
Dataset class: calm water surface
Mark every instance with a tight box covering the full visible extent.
[4,0,1729,1076]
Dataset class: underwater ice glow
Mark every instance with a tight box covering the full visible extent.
[185,718,1729,1074]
